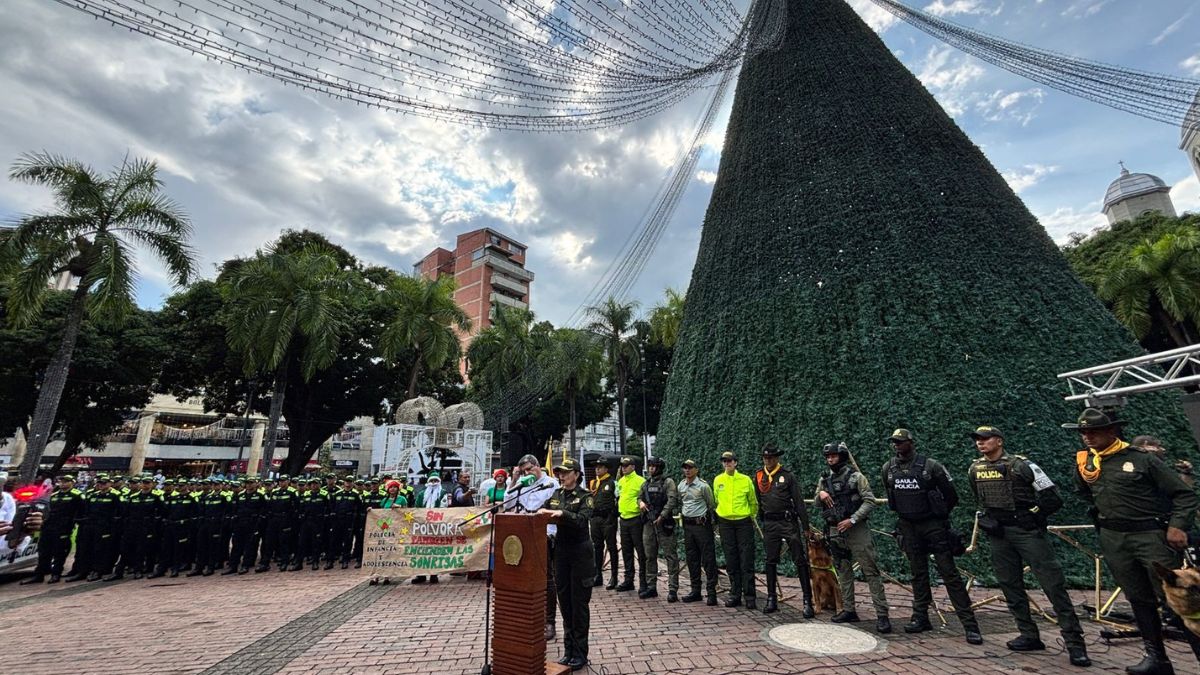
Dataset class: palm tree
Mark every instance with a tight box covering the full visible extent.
[223,244,354,477]
[466,304,543,394]
[587,297,640,456]
[1,152,196,483]
[379,274,472,400]
[1099,229,1200,348]
[540,328,605,456]
[649,287,686,348]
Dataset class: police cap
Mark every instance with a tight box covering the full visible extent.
[969,425,1004,440]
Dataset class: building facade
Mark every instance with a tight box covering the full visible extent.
[414,228,534,375]
[1182,90,1200,183]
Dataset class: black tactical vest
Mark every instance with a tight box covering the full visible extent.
[644,477,668,519]
[886,455,938,521]
[822,467,863,521]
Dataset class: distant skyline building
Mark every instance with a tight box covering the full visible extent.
[414,228,534,376]
[1101,163,1177,225]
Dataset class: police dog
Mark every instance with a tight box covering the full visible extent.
[807,532,842,615]
[1153,562,1200,638]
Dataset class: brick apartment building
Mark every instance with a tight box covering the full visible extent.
[414,228,534,375]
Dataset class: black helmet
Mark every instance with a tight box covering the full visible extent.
[822,442,850,461]
[647,456,665,468]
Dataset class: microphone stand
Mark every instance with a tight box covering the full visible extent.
[463,481,554,675]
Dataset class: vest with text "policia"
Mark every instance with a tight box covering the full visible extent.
[970,456,1036,513]
[886,455,943,521]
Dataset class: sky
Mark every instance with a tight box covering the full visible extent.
[1,0,1198,327]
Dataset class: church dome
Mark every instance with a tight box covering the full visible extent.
[1103,166,1170,211]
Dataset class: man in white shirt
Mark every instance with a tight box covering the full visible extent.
[503,454,559,640]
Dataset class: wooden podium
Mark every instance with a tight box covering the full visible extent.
[491,513,570,675]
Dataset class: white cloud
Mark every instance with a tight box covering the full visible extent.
[1061,0,1111,19]
[1172,174,1200,214]
[976,88,1045,125]
[1183,54,1200,77]
[846,0,901,32]
[1151,9,1192,45]
[543,232,595,271]
[1036,203,1108,243]
[695,170,717,184]
[924,1,1003,17]
[1002,164,1058,193]
[917,47,985,116]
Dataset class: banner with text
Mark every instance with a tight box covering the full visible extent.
[362,507,492,575]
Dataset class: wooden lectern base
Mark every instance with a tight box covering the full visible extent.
[545,662,571,675]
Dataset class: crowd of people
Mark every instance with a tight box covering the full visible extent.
[17,471,479,583]
[10,406,1200,675]
[554,408,1199,674]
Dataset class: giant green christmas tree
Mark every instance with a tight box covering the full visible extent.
[657,0,1197,580]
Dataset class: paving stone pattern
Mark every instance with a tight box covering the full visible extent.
[2,567,1198,674]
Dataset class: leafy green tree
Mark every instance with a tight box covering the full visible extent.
[1099,230,1200,347]
[466,305,546,394]
[540,328,606,454]
[0,289,166,474]
[379,274,471,400]
[587,297,640,456]
[626,321,671,437]
[648,287,686,348]
[222,244,354,476]
[1,152,196,483]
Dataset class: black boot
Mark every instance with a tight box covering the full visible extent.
[202,567,214,576]
[20,575,45,585]
[904,615,933,633]
[763,565,778,614]
[220,567,238,576]
[606,576,618,591]
[682,589,703,603]
[48,574,61,583]
[1128,603,1175,675]
[706,593,718,606]
[796,564,816,619]
[744,597,757,611]
[325,560,335,570]
[186,568,204,577]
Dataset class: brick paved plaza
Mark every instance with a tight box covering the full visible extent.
[3,565,1198,675]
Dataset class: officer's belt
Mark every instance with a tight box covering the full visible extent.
[682,516,709,526]
[591,509,615,518]
[1098,517,1164,533]
[620,514,643,523]
[761,511,796,521]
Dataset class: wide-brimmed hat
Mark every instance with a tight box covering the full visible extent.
[1061,408,1122,430]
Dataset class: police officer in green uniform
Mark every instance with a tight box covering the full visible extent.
[224,476,268,575]
[296,478,330,570]
[816,442,890,632]
[881,429,982,644]
[754,443,815,617]
[151,478,197,578]
[23,475,85,584]
[106,475,161,580]
[967,425,1090,667]
[678,458,719,606]
[540,458,595,672]
[638,456,680,601]
[587,458,619,590]
[1068,408,1199,675]
[259,474,299,572]
[75,474,123,582]
[192,479,231,576]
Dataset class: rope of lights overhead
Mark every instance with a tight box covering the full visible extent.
[868,0,1200,128]
[49,0,784,130]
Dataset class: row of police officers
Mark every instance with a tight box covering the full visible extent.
[583,408,1200,675]
[22,473,412,584]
